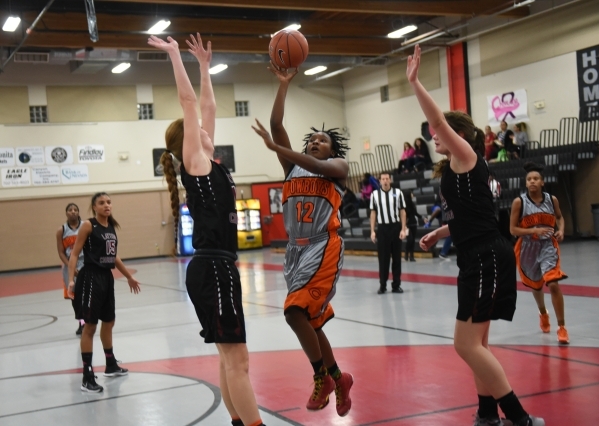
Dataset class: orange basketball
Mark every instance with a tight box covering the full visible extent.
[268,29,309,69]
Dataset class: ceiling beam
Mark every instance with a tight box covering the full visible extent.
[97,0,528,17]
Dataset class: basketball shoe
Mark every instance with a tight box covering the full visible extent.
[81,372,103,393]
[557,325,569,344]
[473,412,504,425]
[306,370,335,410]
[104,363,129,377]
[502,415,545,426]
[539,313,550,333]
[334,372,354,417]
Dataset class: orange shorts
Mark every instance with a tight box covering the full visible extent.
[283,234,343,330]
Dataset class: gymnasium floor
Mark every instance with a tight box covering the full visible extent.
[1,240,598,426]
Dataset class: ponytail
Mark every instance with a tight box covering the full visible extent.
[473,127,485,157]
[161,151,180,255]
[90,192,120,229]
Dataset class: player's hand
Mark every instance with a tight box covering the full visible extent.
[370,231,376,243]
[554,230,564,242]
[186,33,212,65]
[74,269,79,277]
[147,35,179,54]
[406,44,421,84]
[67,281,75,299]
[251,119,277,151]
[399,229,406,240]
[419,230,439,251]
[127,277,141,294]
[268,61,298,83]
[533,227,554,238]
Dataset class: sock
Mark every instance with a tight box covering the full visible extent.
[104,347,117,366]
[478,394,498,418]
[247,421,265,426]
[327,362,342,380]
[80,319,85,326]
[310,358,324,375]
[81,352,93,374]
[231,418,243,426]
[497,391,528,422]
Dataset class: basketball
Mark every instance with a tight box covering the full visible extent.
[269,29,309,69]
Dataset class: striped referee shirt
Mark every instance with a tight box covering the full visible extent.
[370,187,406,224]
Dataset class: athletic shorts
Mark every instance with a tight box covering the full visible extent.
[283,234,343,330]
[456,236,517,323]
[73,265,115,324]
[515,235,568,290]
[186,255,246,344]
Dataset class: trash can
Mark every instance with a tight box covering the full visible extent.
[592,204,599,239]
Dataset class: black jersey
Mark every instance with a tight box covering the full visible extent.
[181,161,238,254]
[439,155,499,249]
[83,218,117,269]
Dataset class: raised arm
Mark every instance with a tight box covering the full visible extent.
[148,35,210,176]
[67,221,92,298]
[187,33,216,149]
[407,45,476,170]
[252,119,348,180]
[269,65,298,176]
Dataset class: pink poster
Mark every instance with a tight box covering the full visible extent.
[487,89,529,126]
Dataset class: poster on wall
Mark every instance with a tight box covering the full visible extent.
[214,145,235,173]
[487,89,529,126]
[577,44,599,122]
[269,188,283,214]
[61,165,89,184]
[32,166,61,186]
[0,148,15,166]
[45,146,74,165]
[1,167,31,187]
[77,145,105,163]
[16,147,44,166]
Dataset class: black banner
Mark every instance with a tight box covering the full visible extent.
[577,44,599,122]
[214,145,235,173]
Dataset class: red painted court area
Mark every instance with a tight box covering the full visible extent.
[120,345,599,425]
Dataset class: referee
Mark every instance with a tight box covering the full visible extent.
[370,172,407,294]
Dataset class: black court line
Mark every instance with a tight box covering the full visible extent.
[275,407,301,414]
[0,314,57,337]
[356,381,599,425]
[496,345,599,368]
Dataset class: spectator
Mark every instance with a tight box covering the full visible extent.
[359,173,379,208]
[398,142,415,173]
[411,137,433,172]
[510,122,529,158]
[484,125,498,161]
[402,190,420,261]
[341,187,359,218]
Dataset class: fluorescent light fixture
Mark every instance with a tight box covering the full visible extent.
[2,16,21,32]
[514,0,535,7]
[304,66,327,76]
[147,19,171,34]
[112,63,131,73]
[209,64,228,74]
[388,25,418,39]
[272,23,301,37]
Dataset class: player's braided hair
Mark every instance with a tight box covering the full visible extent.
[302,124,350,158]
[163,119,185,255]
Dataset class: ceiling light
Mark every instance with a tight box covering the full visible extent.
[2,16,21,32]
[147,20,171,34]
[112,63,131,73]
[209,64,228,75]
[271,23,301,37]
[388,25,418,39]
[304,66,327,76]
[514,0,535,7]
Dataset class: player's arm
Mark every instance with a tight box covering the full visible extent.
[269,66,298,176]
[115,257,141,294]
[56,227,69,266]
[552,196,565,242]
[370,209,377,243]
[67,221,92,298]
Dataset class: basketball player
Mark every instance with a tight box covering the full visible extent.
[148,33,265,426]
[251,64,353,417]
[510,162,569,344]
[67,192,141,393]
[55,202,85,335]
[409,45,544,426]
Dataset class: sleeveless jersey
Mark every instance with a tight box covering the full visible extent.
[282,164,343,240]
[83,218,117,269]
[181,161,238,254]
[62,221,84,264]
[518,192,556,238]
[440,155,499,249]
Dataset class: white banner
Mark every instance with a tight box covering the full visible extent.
[16,147,44,166]
[0,148,15,166]
[487,89,529,126]
[77,145,105,163]
[1,167,31,187]
[46,146,74,165]
[32,166,61,186]
[61,165,89,184]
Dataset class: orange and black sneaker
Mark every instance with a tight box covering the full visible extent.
[334,372,354,417]
[306,371,335,411]
[63,287,69,299]
[557,326,570,344]
[539,313,550,333]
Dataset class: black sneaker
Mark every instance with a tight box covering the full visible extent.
[104,363,129,377]
[75,323,83,336]
[377,288,386,294]
[391,287,404,293]
[81,374,103,393]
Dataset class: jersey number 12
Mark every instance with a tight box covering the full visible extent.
[296,201,314,223]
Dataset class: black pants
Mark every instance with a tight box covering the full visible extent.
[376,222,402,289]
[405,224,417,257]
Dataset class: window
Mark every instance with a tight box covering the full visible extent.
[380,85,389,103]
[235,101,249,117]
[137,103,154,120]
[29,106,48,123]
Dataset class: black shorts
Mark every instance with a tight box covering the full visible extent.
[456,236,517,323]
[186,255,246,344]
[73,265,115,324]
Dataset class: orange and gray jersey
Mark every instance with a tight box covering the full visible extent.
[281,165,345,329]
[61,222,84,286]
[514,192,567,289]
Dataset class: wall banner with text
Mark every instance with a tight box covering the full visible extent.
[487,89,529,126]
[77,145,105,163]
[45,146,74,165]
[0,148,15,166]
[16,147,44,166]
[577,44,599,122]
[32,166,61,186]
[61,165,89,184]
[1,167,31,187]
